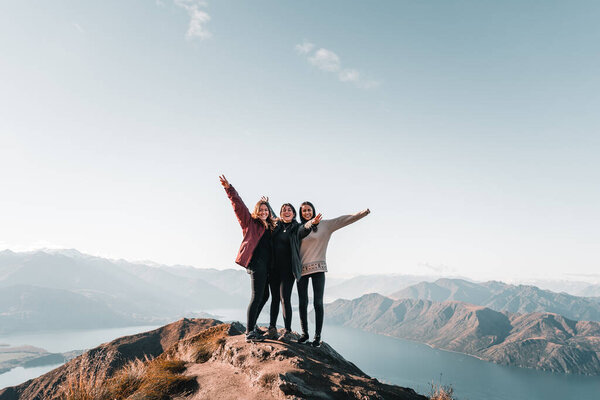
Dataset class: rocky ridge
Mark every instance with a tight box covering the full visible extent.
[391,278,600,322]
[0,318,426,400]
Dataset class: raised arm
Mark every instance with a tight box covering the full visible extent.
[328,209,370,232]
[220,175,252,229]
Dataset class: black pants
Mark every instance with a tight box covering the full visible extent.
[246,257,270,333]
[268,270,295,331]
[298,272,325,337]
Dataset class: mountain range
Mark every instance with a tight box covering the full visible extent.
[325,293,600,375]
[0,249,248,334]
[2,248,600,340]
[391,278,600,322]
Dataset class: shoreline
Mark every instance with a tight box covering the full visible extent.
[350,326,599,377]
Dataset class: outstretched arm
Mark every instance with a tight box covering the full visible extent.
[220,175,252,229]
[328,209,370,232]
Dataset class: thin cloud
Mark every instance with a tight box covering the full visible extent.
[338,69,359,82]
[173,0,212,40]
[296,42,380,89]
[295,41,315,55]
[308,48,341,72]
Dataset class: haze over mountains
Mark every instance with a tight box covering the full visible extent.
[391,278,600,322]
[0,249,248,334]
[325,294,600,375]
[324,274,600,302]
[2,248,600,339]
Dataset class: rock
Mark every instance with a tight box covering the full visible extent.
[0,319,426,400]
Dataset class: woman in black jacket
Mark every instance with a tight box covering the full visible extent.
[264,202,321,341]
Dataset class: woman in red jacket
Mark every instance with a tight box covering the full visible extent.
[220,175,276,342]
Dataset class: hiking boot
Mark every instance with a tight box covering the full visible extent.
[311,335,321,348]
[266,326,278,339]
[245,330,265,343]
[297,333,310,344]
[277,329,292,343]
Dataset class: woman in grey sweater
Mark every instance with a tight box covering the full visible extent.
[297,201,370,347]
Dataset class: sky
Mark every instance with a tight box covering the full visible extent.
[1,1,599,282]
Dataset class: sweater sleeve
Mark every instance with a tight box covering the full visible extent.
[225,185,252,229]
[327,209,370,233]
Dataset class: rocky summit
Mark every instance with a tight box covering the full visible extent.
[0,318,426,400]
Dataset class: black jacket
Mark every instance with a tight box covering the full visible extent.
[271,220,310,282]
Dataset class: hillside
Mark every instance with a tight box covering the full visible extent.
[0,250,247,333]
[325,293,600,375]
[0,319,426,400]
[391,278,600,322]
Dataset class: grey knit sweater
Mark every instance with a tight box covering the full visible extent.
[299,210,369,276]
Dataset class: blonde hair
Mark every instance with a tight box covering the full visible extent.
[251,201,277,231]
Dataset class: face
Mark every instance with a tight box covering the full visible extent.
[301,205,314,221]
[258,204,269,221]
[280,205,295,223]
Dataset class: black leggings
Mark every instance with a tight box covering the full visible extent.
[298,272,325,337]
[246,258,270,333]
[268,271,295,331]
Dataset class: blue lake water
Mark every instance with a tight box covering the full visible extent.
[322,325,600,400]
[1,313,600,399]
[0,325,160,389]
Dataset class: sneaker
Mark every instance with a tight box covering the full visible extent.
[266,326,278,339]
[255,325,267,334]
[311,335,321,348]
[277,329,292,343]
[245,330,265,343]
[297,333,309,344]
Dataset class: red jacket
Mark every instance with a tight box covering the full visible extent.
[225,185,266,268]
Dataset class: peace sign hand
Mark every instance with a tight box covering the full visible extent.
[219,175,230,189]
[312,213,323,225]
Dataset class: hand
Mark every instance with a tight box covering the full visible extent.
[219,175,230,189]
[261,196,269,203]
[366,208,370,214]
[312,213,322,225]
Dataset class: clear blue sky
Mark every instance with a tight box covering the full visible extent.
[1,1,599,282]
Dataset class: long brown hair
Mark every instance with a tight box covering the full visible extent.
[299,201,317,232]
[251,201,277,230]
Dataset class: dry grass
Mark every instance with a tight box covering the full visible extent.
[128,358,195,400]
[60,357,196,400]
[429,383,455,400]
[59,375,111,400]
[258,372,278,388]
[179,325,229,363]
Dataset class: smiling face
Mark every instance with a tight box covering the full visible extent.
[280,204,295,223]
[300,204,314,221]
[257,204,270,221]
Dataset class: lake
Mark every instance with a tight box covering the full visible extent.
[322,325,600,400]
[1,313,600,399]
